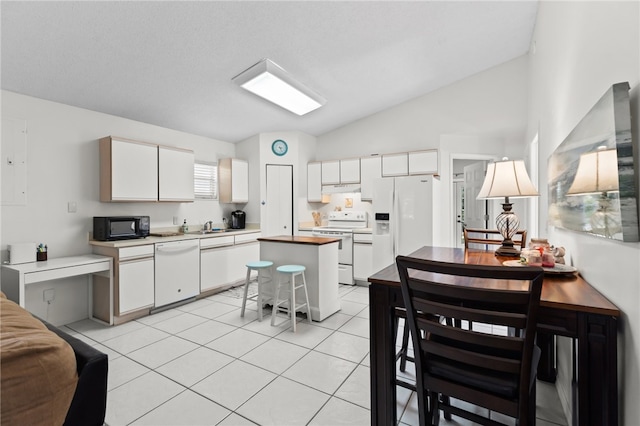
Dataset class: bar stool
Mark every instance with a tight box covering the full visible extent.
[271,265,311,332]
[241,260,274,321]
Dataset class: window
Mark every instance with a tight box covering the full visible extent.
[194,162,218,200]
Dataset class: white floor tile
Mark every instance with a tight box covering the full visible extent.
[240,338,309,375]
[136,308,183,325]
[236,376,330,426]
[156,346,234,387]
[105,371,185,426]
[91,342,122,361]
[338,300,368,316]
[338,316,370,338]
[206,292,247,308]
[274,322,334,349]
[335,365,371,410]
[101,326,170,354]
[189,300,240,319]
[313,312,353,330]
[215,307,259,327]
[132,389,230,425]
[341,291,369,305]
[68,318,145,342]
[128,335,199,369]
[283,350,357,394]
[217,413,258,425]
[178,319,237,345]
[242,314,288,337]
[174,297,215,312]
[191,360,276,411]
[537,381,569,425]
[309,396,371,426]
[150,312,208,334]
[314,330,369,363]
[108,356,150,391]
[205,328,270,358]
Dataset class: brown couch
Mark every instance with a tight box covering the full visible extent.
[1,292,108,426]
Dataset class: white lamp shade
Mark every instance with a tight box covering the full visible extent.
[477,159,539,199]
[566,148,619,195]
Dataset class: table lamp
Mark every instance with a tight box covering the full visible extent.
[566,146,621,237]
[477,158,539,256]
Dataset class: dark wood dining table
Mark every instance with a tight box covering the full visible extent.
[368,246,620,426]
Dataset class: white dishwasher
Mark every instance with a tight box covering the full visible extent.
[154,239,200,308]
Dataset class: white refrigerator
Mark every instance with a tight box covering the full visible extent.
[372,176,438,267]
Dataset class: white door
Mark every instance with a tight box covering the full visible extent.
[395,176,433,256]
[464,161,490,230]
[265,165,293,237]
[453,180,465,248]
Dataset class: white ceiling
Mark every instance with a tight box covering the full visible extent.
[1,1,538,143]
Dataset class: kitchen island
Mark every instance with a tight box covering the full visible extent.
[258,236,340,321]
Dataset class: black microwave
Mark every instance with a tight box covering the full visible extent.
[93,216,150,241]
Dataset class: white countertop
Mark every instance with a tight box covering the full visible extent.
[89,228,261,248]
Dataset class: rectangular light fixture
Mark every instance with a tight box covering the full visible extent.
[232,59,326,115]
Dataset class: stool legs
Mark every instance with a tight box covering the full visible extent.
[271,270,311,332]
[240,267,252,318]
[241,265,273,322]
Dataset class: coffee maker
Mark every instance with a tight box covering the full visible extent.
[230,210,246,229]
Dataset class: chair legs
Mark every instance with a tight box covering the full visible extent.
[271,267,311,332]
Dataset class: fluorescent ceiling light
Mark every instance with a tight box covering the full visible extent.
[232,59,326,115]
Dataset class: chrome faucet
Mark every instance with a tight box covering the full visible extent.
[203,220,213,232]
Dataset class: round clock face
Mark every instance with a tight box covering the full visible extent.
[272,139,288,156]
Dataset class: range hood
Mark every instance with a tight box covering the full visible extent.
[321,184,361,194]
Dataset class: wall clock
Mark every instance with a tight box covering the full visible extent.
[272,139,288,156]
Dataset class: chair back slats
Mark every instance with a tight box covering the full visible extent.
[464,228,528,250]
[415,298,528,330]
[420,320,524,354]
[396,255,544,426]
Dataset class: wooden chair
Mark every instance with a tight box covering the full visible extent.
[464,228,528,251]
[396,255,544,426]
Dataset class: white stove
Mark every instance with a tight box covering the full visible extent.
[312,211,367,285]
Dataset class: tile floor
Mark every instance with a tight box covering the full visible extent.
[63,284,569,426]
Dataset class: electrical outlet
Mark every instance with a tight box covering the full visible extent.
[43,288,55,303]
[173,216,179,225]
[68,201,77,213]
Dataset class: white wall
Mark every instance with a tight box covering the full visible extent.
[316,57,531,246]
[526,2,640,423]
[1,91,236,325]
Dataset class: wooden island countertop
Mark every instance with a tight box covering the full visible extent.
[257,236,340,245]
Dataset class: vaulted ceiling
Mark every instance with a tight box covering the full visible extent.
[1,1,538,143]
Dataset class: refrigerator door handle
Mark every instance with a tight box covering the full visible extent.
[392,181,398,259]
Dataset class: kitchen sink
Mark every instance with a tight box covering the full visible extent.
[188,229,234,235]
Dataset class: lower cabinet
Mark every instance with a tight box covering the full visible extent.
[119,257,155,313]
[353,233,373,282]
[200,232,261,292]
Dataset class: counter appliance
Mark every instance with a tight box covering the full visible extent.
[230,210,246,229]
[93,216,150,241]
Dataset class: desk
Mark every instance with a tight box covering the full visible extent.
[1,255,114,325]
[368,246,619,426]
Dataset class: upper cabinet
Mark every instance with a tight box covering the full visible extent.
[382,153,408,177]
[100,136,158,202]
[99,136,194,203]
[307,162,323,202]
[158,146,194,202]
[360,156,381,200]
[321,161,340,185]
[340,158,360,184]
[219,158,249,203]
[408,150,438,175]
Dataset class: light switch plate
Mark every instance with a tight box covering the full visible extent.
[67,201,77,213]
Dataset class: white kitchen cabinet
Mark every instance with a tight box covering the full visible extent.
[307,162,323,202]
[92,244,155,318]
[200,236,235,292]
[353,233,373,282]
[230,240,260,284]
[340,158,361,184]
[158,146,194,202]
[360,156,381,200]
[321,160,340,185]
[219,158,249,203]
[382,153,409,177]
[118,257,155,313]
[99,136,158,202]
[408,150,439,175]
